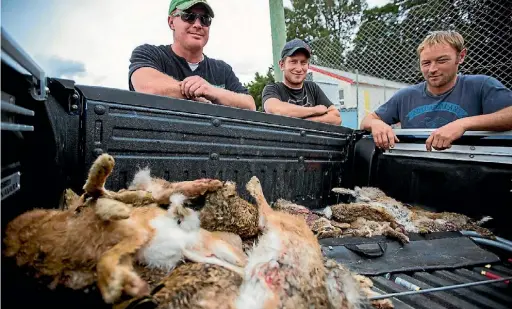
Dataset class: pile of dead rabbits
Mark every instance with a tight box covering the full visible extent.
[3,153,396,309]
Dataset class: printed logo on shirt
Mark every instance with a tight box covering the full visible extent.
[213,84,225,89]
[406,102,468,121]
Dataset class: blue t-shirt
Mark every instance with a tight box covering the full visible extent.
[374,74,512,129]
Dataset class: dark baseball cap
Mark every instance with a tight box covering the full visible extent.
[281,39,312,59]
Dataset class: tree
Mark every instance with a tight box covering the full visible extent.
[284,0,368,71]
[285,0,329,42]
[344,0,512,86]
[244,67,275,112]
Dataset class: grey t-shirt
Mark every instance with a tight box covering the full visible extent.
[128,44,248,95]
[261,81,334,112]
[375,74,512,128]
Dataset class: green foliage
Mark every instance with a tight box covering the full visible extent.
[244,67,275,112]
[245,0,511,90]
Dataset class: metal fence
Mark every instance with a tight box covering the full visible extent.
[308,0,512,90]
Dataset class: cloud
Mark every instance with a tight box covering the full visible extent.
[37,55,86,78]
[2,0,392,90]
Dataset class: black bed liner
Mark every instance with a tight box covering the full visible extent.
[321,233,512,309]
[370,264,512,309]
[79,84,358,208]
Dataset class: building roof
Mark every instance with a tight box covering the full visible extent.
[309,65,411,89]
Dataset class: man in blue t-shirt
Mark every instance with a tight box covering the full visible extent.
[360,30,512,151]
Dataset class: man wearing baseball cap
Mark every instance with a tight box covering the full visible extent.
[262,39,342,125]
[128,0,256,111]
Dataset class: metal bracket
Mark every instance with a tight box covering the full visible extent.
[393,129,512,138]
[1,27,47,101]
[1,172,21,200]
[384,143,512,165]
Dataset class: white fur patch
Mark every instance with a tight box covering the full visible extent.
[179,209,200,232]
[477,216,493,225]
[129,167,152,190]
[235,276,274,309]
[323,206,333,219]
[137,213,200,272]
[169,193,187,207]
[167,193,200,232]
[235,230,283,308]
[244,230,281,279]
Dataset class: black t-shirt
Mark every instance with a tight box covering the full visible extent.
[261,81,334,111]
[128,44,248,94]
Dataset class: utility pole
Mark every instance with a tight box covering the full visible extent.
[269,0,286,82]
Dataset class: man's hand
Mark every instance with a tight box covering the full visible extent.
[370,119,399,150]
[311,105,328,116]
[426,119,466,151]
[192,96,212,104]
[180,76,218,102]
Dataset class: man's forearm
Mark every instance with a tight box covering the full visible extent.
[360,113,381,130]
[459,106,512,131]
[131,68,186,99]
[305,109,342,125]
[265,99,324,118]
[211,88,256,111]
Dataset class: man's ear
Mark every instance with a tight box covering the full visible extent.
[278,59,284,71]
[168,16,175,30]
[458,48,467,64]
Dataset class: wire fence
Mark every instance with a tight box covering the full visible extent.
[308,0,512,90]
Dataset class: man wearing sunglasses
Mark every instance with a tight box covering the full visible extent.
[262,39,342,126]
[128,0,256,111]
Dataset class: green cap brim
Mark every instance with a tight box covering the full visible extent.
[175,0,214,17]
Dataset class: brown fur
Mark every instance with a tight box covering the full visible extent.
[344,218,410,244]
[273,199,346,239]
[3,154,246,304]
[311,218,345,239]
[238,176,332,309]
[115,262,243,309]
[332,186,493,238]
[330,203,400,228]
[128,169,223,205]
[324,259,393,309]
[59,188,81,210]
[200,181,260,239]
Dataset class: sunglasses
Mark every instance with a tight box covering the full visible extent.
[172,11,212,27]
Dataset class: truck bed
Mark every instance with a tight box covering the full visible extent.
[2,35,512,309]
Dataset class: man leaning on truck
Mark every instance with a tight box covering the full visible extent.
[128,0,256,111]
[360,30,512,151]
[261,39,342,126]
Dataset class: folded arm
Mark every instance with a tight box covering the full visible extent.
[209,87,256,111]
[264,98,327,118]
[304,105,342,125]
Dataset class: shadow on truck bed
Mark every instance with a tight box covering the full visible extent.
[2,31,511,309]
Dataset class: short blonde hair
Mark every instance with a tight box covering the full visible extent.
[417,30,465,56]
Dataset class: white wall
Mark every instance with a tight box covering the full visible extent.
[309,70,406,127]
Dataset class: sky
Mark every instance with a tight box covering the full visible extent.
[2,0,391,90]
